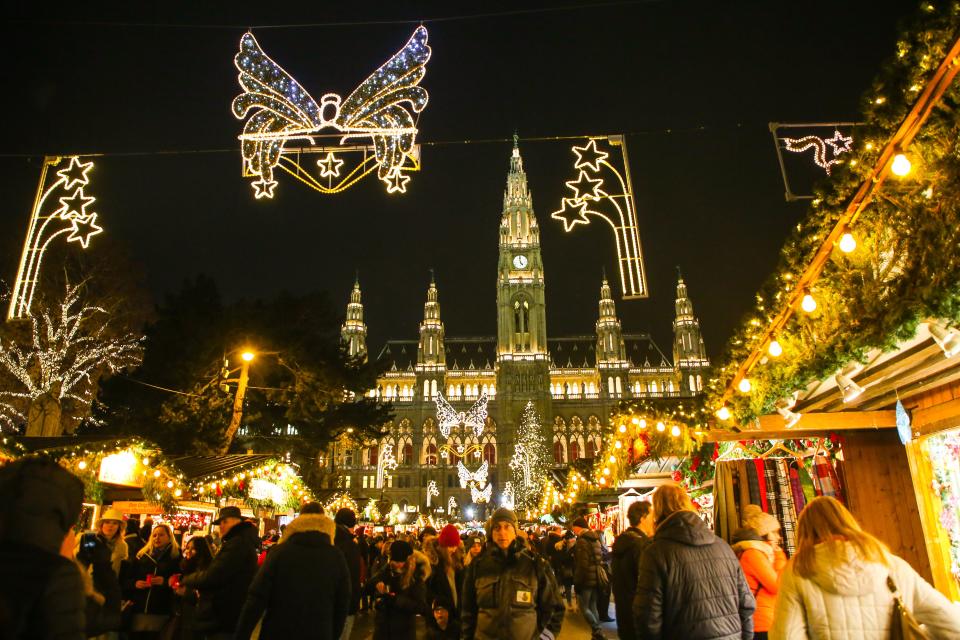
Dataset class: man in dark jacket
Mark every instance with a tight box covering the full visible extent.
[571,517,605,640]
[634,484,755,640]
[461,508,564,640]
[235,513,350,640]
[362,540,430,640]
[180,506,259,639]
[611,500,654,640]
[334,507,362,640]
[0,457,87,640]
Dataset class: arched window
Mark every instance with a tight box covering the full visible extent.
[608,377,615,394]
[553,440,565,464]
[483,443,496,465]
[615,377,623,394]
[368,445,379,467]
[568,440,580,461]
[696,374,703,391]
[586,439,596,459]
[513,299,531,351]
[430,380,438,399]
[650,380,658,393]
[668,379,675,393]
[423,380,430,399]
[402,442,413,465]
[482,384,489,396]
[448,384,456,397]
[689,375,696,392]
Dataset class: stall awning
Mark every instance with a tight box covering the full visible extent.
[169,454,276,480]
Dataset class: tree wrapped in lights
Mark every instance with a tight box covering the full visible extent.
[510,402,549,509]
[0,281,143,435]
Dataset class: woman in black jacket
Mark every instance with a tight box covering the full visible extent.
[363,540,431,640]
[123,523,180,637]
[633,484,755,640]
[174,535,213,640]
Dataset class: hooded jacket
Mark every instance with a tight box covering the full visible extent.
[769,541,960,639]
[573,529,604,589]
[363,549,432,640]
[235,514,350,640]
[611,527,652,640]
[181,519,259,632]
[731,529,785,633]
[461,538,565,640]
[633,510,755,640]
[334,523,363,615]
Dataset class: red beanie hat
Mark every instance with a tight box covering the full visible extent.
[437,524,461,548]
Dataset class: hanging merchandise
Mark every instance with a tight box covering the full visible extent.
[550,135,648,299]
[712,439,841,556]
[232,27,431,198]
[8,157,104,320]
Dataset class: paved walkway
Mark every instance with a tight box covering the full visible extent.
[350,601,620,639]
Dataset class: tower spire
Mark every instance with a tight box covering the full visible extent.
[417,273,446,398]
[341,277,367,361]
[673,268,709,394]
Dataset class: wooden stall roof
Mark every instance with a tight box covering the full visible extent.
[168,454,277,480]
[712,322,960,438]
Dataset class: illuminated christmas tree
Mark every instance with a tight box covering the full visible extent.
[510,401,549,509]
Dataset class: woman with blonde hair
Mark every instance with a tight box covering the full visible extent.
[123,522,180,637]
[633,482,756,639]
[770,496,960,638]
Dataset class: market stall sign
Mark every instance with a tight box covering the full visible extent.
[98,451,144,487]
[111,501,162,515]
[249,478,287,505]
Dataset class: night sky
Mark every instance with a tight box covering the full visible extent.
[0,2,917,359]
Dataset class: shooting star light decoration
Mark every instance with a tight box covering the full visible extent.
[232,27,431,198]
[783,129,853,175]
[376,443,399,489]
[435,392,488,438]
[551,136,648,299]
[8,157,104,320]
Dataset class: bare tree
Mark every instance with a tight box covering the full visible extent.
[0,280,143,435]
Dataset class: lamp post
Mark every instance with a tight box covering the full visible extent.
[220,350,255,455]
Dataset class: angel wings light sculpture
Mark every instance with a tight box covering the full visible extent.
[232,27,431,199]
[435,392,488,438]
[457,460,489,489]
[471,483,492,503]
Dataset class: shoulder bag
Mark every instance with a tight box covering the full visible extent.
[886,575,930,640]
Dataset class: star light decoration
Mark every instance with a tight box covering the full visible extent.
[783,129,854,175]
[8,157,105,320]
[551,136,648,299]
[426,479,439,507]
[376,443,399,489]
[232,27,431,198]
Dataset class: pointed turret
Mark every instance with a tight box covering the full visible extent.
[500,136,539,247]
[596,277,626,363]
[416,272,446,399]
[341,276,368,361]
[672,268,709,394]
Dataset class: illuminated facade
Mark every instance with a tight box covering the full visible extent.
[328,141,709,514]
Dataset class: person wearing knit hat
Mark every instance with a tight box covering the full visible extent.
[731,504,786,636]
[437,524,460,549]
[428,524,466,623]
[462,507,564,639]
[363,538,431,640]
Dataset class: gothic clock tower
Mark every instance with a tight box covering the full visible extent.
[496,137,552,454]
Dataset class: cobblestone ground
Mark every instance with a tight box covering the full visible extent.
[350,599,619,639]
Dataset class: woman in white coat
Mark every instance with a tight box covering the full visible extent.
[770,496,960,639]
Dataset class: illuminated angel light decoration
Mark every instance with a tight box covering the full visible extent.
[550,136,648,299]
[426,479,439,507]
[457,460,488,489]
[471,482,492,503]
[232,27,431,198]
[783,129,853,175]
[435,392,488,438]
[501,481,516,509]
[376,443,399,489]
[8,157,104,320]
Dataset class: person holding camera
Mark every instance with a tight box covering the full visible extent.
[362,540,430,640]
[75,529,123,636]
[123,523,180,637]
[76,509,128,577]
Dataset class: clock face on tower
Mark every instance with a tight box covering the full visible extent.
[512,254,529,269]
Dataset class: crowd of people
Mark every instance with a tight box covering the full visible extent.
[2,456,960,639]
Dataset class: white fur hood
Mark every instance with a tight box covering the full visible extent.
[280,514,335,543]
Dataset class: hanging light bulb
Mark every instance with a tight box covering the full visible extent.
[638,419,647,429]
[891,153,912,176]
[716,406,731,421]
[618,424,627,433]
[614,440,623,449]
[738,378,752,393]
[768,340,783,357]
[656,421,666,432]
[839,233,857,253]
[670,425,681,437]
[801,293,817,313]
[836,372,864,403]
[929,321,960,358]
[77,460,87,470]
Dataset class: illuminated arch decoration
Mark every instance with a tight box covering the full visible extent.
[232,27,431,199]
[550,136,648,299]
[8,156,104,320]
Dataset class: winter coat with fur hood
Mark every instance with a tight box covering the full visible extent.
[769,541,960,639]
[363,549,432,640]
[235,514,350,640]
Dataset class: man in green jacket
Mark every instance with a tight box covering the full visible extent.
[461,508,564,640]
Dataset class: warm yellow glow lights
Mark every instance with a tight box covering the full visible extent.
[738,378,752,394]
[232,27,431,198]
[614,440,622,449]
[550,136,648,299]
[656,421,666,432]
[716,406,731,421]
[801,293,818,313]
[671,425,681,437]
[618,424,627,433]
[768,340,783,357]
[838,233,857,253]
[77,460,87,470]
[8,157,103,320]
[891,153,912,176]
[783,129,853,175]
[241,351,255,362]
